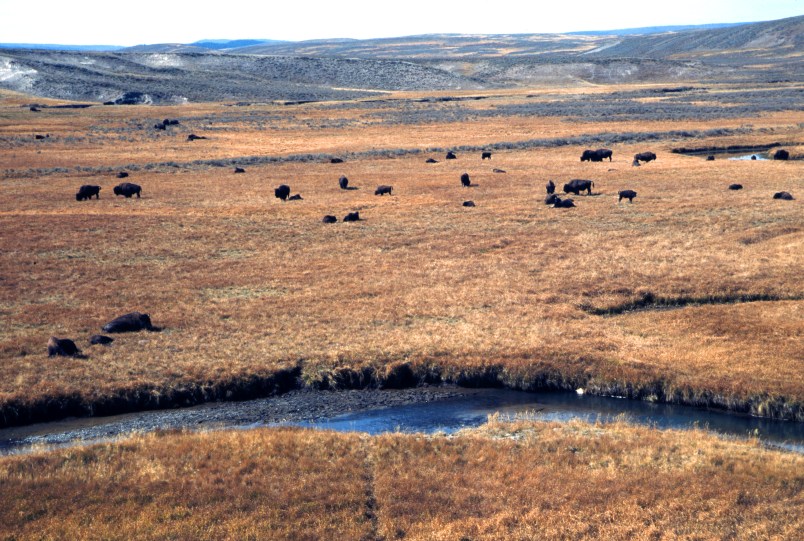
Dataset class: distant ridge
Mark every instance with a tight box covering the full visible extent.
[0,43,123,52]
[567,22,747,36]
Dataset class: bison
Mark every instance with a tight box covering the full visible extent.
[546,180,555,194]
[89,334,114,346]
[493,168,506,174]
[330,158,344,164]
[581,149,612,162]
[728,184,743,190]
[446,151,457,160]
[234,167,246,174]
[425,158,438,164]
[462,200,476,207]
[76,185,101,201]
[481,151,492,160]
[460,173,471,187]
[375,185,393,196]
[774,149,790,160]
[339,175,349,189]
[102,312,157,333]
[154,122,167,130]
[343,211,361,222]
[287,194,303,201]
[113,182,141,198]
[563,179,594,195]
[634,152,657,164]
[275,184,291,201]
[117,171,129,179]
[322,215,337,223]
[707,155,716,161]
[773,191,794,200]
[47,337,82,357]
[187,134,206,141]
[618,189,637,202]
[544,194,561,205]
[554,198,575,208]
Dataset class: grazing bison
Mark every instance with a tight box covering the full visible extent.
[481,151,492,160]
[773,191,794,200]
[425,158,438,164]
[35,134,47,140]
[597,148,613,161]
[774,149,790,160]
[707,155,716,161]
[581,149,612,162]
[322,215,337,223]
[545,194,561,205]
[563,179,594,195]
[48,337,82,357]
[554,198,575,208]
[546,180,555,194]
[618,189,637,202]
[117,171,129,179]
[234,167,246,174]
[76,185,101,201]
[288,194,303,201]
[460,173,471,187]
[343,211,361,222]
[339,175,349,189]
[493,168,506,174]
[113,182,141,198]
[187,134,206,141]
[154,122,167,130]
[275,184,291,201]
[750,155,757,160]
[446,151,457,160]
[729,184,743,190]
[634,152,657,164]
[102,312,157,333]
[330,158,344,164]
[462,200,476,207]
[90,334,114,346]
[375,185,393,196]
[164,119,180,126]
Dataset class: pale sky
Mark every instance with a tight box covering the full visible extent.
[0,0,801,45]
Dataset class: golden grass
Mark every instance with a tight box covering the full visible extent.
[0,84,802,422]
[1,420,801,540]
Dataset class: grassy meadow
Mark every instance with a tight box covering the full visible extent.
[0,83,802,425]
[1,420,802,540]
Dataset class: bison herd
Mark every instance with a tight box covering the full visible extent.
[48,312,160,358]
[76,180,141,201]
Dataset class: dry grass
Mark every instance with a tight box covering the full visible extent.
[0,84,802,423]
[0,420,801,540]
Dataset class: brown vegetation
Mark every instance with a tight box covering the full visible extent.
[1,421,802,540]
[0,83,802,425]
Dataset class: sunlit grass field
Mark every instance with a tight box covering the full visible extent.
[0,84,802,424]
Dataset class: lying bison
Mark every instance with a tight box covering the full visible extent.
[322,215,337,223]
[773,191,794,200]
[729,184,743,190]
[375,185,393,196]
[493,168,506,174]
[113,182,141,198]
[76,185,101,201]
[288,194,303,201]
[234,167,246,174]
[187,134,206,141]
[481,151,492,160]
[707,155,716,161]
[89,334,114,346]
[102,312,158,333]
[330,158,344,164]
[47,337,82,357]
[618,189,637,202]
[544,194,561,205]
[339,176,349,190]
[581,149,612,162]
[343,211,361,222]
[462,200,475,207]
[275,184,291,201]
[446,151,457,160]
[546,180,555,194]
[634,152,657,164]
[460,173,471,187]
[425,158,438,164]
[554,198,575,208]
[117,171,129,179]
[563,179,594,195]
[774,149,790,160]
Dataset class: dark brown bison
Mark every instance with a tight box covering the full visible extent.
[154,122,167,130]
[102,312,157,333]
[375,185,393,196]
[773,191,794,200]
[288,194,303,201]
[89,334,114,346]
[275,184,291,201]
[707,155,716,161]
[343,211,361,222]
[164,119,180,126]
[751,155,757,160]
[460,173,471,187]
[563,179,594,195]
[187,134,206,141]
[634,152,657,164]
[581,149,612,162]
[492,168,506,173]
[339,175,349,189]
[35,134,47,140]
[76,185,101,201]
[554,198,575,208]
[546,180,555,194]
[545,194,561,205]
[481,151,492,160]
[728,184,743,190]
[330,158,344,164]
[462,200,476,207]
[116,171,129,179]
[234,167,246,173]
[47,337,82,357]
[446,151,457,160]
[425,158,438,164]
[322,215,337,223]
[618,189,637,202]
[774,149,790,160]
[113,182,141,198]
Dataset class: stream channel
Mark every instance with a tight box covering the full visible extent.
[2,387,802,455]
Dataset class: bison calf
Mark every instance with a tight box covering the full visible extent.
[76,185,101,201]
[618,189,637,202]
[375,185,393,196]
